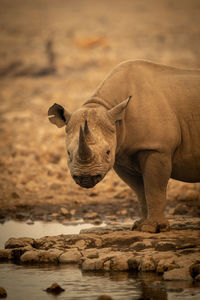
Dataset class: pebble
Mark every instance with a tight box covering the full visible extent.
[189,262,200,279]
[0,287,7,298]
[97,296,113,300]
[45,283,65,294]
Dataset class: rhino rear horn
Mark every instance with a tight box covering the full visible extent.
[48,103,71,128]
[78,125,93,161]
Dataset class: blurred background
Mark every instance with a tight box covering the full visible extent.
[0,0,199,222]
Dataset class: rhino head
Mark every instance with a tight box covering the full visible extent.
[48,97,130,188]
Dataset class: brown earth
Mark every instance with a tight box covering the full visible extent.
[0,0,200,224]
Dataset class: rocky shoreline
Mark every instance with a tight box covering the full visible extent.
[1,218,200,283]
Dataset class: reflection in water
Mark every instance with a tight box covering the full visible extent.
[0,263,200,300]
[0,220,104,249]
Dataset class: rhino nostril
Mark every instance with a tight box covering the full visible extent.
[93,174,102,184]
[73,175,80,184]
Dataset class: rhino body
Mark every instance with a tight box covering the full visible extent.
[48,60,200,233]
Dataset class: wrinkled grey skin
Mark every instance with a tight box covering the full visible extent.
[48,60,200,233]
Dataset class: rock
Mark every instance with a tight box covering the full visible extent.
[128,257,140,272]
[0,287,7,298]
[139,256,156,272]
[26,220,34,225]
[130,241,152,251]
[20,250,40,263]
[110,254,130,271]
[163,267,192,281]
[82,258,101,271]
[20,249,62,264]
[45,283,65,295]
[195,274,200,282]
[82,249,99,259]
[97,296,113,300]
[173,204,188,215]
[189,262,200,279]
[50,183,62,190]
[60,207,70,216]
[74,240,86,250]
[155,241,176,251]
[82,252,116,271]
[116,209,128,216]
[0,249,12,261]
[91,218,102,225]
[59,249,82,263]
[156,258,180,274]
[103,260,111,271]
[83,212,99,219]
[5,237,35,249]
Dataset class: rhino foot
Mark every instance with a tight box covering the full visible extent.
[132,217,170,233]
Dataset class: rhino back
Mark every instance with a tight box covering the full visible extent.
[100,60,200,182]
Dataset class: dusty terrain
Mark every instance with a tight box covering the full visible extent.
[0,0,200,224]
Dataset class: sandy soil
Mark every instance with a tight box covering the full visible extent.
[0,0,199,223]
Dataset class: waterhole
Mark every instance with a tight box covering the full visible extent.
[0,221,200,300]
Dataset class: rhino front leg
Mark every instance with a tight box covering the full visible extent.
[138,151,172,233]
[114,163,148,226]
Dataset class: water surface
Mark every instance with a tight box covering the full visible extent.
[0,221,200,300]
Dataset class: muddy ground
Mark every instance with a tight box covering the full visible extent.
[0,0,200,224]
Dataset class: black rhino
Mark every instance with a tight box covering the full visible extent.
[48,60,200,233]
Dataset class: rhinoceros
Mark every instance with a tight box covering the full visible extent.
[48,60,200,233]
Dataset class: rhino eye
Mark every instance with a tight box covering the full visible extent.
[67,150,71,159]
[106,150,110,155]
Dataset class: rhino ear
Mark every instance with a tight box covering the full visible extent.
[48,103,71,128]
[108,96,131,122]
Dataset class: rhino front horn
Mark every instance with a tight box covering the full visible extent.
[78,125,93,161]
[84,120,95,144]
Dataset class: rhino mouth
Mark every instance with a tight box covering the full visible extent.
[72,174,102,188]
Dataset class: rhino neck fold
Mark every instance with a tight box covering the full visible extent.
[83,96,112,110]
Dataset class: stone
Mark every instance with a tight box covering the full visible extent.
[155,241,176,251]
[20,250,40,263]
[82,253,116,271]
[0,249,12,261]
[83,212,99,219]
[163,267,192,281]
[110,254,130,271]
[0,287,7,298]
[130,241,152,251]
[156,258,180,274]
[39,249,62,263]
[60,207,70,216]
[50,183,62,190]
[189,262,200,279]
[139,256,156,272]
[82,258,100,271]
[59,249,82,263]
[74,240,86,250]
[128,257,140,272]
[82,249,99,259]
[45,283,65,294]
[195,274,200,282]
[103,260,111,271]
[5,237,35,249]
[173,204,188,215]
[97,296,113,300]
[20,249,62,264]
